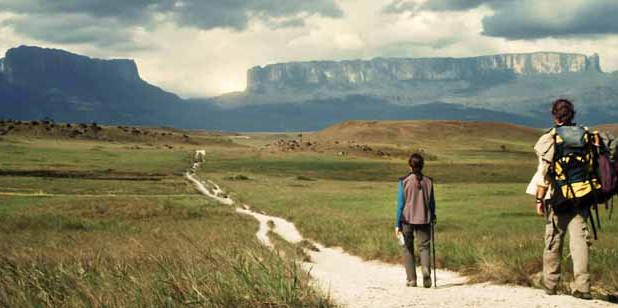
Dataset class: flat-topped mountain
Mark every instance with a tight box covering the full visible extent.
[0,46,615,131]
[247,52,601,91]
[0,46,183,125]
[2,46,140,89]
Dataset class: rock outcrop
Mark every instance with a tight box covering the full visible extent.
[0,45,184,125]
[2,46,140,89]
[247,52,602,91]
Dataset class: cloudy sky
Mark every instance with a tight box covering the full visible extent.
[0,0,616,97]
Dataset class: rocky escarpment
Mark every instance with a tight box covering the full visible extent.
[0,45,184,125]
[2,46,140,90]
[247,52,602,91]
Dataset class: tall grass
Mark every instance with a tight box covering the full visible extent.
[0,247,327,307]
[0,196,332,307]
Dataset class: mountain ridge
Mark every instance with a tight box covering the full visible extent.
[0,45,615,131]
[247,52,601,93]
[0,45,184,126]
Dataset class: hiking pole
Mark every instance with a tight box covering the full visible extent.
[431,221,437,288]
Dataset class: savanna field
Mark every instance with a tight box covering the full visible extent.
[1,120,617,306]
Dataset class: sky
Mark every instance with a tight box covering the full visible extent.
[0,0,616,98]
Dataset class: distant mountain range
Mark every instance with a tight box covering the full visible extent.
[0,46,616,131]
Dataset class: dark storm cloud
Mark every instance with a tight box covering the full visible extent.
[391,0,618,39]
[481,1,618,39]
[0,0,158,20]
[0,0,342,45]
[1,15,131,45]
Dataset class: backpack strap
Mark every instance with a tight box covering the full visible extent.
[399,173,412,182]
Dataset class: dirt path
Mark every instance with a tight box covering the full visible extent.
[186,152,612,308]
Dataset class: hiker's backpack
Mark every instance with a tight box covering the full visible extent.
[597,132,618,201]
[548,125,601,213]
[598,132,617,220]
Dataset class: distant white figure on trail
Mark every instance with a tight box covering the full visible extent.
[195,150,206,162]
[190,162,199,174]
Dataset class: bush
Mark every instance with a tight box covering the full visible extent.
[227,174,251,181]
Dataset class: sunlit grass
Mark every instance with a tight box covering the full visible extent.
[0,195,332,307]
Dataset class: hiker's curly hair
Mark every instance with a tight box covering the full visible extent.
[551,99,576,124]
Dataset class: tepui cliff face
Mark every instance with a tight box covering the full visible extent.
[1,46,140,89]
[246,52,602,91]
[0,45,184,125]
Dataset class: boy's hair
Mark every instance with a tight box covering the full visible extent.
[408,153,424,188]
[551,98,576,124]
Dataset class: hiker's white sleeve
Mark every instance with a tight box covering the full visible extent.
[534,133,553,186]
[534,133,554,163]
[536,158,551,187]
[526,158,550,195]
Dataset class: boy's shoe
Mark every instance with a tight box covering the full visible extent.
[542,285,557,295]
[406,280,417,287]
[572,291,592,300]
[423,276,432,288]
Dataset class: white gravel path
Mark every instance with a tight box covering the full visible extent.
[186,151,613,308]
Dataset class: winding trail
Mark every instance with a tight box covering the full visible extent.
[186,152,611,308]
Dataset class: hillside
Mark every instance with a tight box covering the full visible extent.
[597,124,618,135]
[0,119,231,146]
[316,120,541,145]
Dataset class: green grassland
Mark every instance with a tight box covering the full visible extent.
[1,120,616,305]
[198,121,618,296]
[0,132,331,307]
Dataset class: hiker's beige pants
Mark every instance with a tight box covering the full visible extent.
[543,208,591,293]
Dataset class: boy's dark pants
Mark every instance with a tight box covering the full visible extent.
[402,223,431,282]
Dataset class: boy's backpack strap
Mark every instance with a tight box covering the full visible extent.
[399,173,412,181]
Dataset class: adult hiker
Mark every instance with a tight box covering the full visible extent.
[527,99,602,300]
[395,153,437,288]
